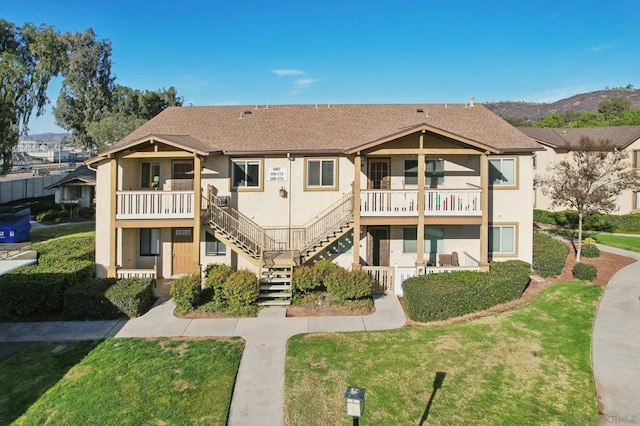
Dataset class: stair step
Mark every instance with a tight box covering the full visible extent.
[260,277,291,284]
[258,300,291,306]
[260,284,291,291]
[259,292,292,298]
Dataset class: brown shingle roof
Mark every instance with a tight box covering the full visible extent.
[103,104,539,156]
[520,126,640,149]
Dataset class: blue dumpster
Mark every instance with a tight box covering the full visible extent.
[0,214,31,243]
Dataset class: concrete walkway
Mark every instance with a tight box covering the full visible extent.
[0,294,406,425]
[592,244,640,423]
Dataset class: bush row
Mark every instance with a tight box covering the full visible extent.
[532,231,569,277]
[402,260,531,322]
[171,267,260,315]
[63,277,156,320]
[534,209,640,233]
[573,263,597,281]
[292,259,372,301]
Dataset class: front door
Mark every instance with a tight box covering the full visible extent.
[367,158,390,189]
[172,160,194,190]
[172,227,193,276]
[367,226,390,266]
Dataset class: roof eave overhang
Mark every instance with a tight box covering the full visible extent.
[86,135,210,165]
[222,148,345,156]
[346,123,500,154]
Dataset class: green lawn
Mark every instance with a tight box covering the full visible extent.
[1,337,243,425]
[30,222,95,242]
[285,282,601,425]
[551,229,640,253]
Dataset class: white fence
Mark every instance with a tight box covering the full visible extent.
[360,189,481,217]
[116,191,195,219]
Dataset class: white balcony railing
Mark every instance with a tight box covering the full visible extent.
[116,191,195,219]
[360,189,481,217]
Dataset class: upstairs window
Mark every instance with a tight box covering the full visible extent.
[489,158,516,187]
[633,151,640,169]
[305,158,337,189]
[403,159,444,186]
[232,159,262,190]
[141,162,160,189]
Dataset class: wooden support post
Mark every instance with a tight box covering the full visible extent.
[352,154,362,270]
[416,132,426,266]
[480,152,489,269]
[107,158,118,278]
[192,155,202,274]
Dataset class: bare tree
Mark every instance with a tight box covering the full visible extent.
[537,137,640,261]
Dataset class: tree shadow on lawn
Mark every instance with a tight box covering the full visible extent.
[0,340,101,425]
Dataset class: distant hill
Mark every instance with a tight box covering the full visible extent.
[484,87,640,121]
[20,133,70,143]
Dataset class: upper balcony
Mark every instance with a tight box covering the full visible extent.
[360,188,481,217]
[116,190,195,220]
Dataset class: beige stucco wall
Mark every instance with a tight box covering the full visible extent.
[490,154,534,264]
[95,161,111,278]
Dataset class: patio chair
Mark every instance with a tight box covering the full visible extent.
[439,251,460,267]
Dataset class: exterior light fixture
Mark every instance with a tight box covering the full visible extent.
[344,386,366,424]
[279,187,288,198]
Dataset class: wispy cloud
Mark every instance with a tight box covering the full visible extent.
[591,43,613,52]
[291,77,319,95]
[272,69,306,77]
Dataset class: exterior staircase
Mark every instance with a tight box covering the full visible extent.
[206,191,354,305]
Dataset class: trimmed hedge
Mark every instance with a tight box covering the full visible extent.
[292,265,321,294]
[171,274,202,314]
[532,231,569,277]
[223,270,259,309]
[325,268,373,301]
[402,260,531,323]
[573,263,597,281]
[106,277,155,317]
[534,209,640,233]
[202,264,233,308]
[64,277,155,320]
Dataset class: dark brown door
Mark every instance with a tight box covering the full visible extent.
[172,160,194,190]
[367,226,390,266]
[367,158,390,189]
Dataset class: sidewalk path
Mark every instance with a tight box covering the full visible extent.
[592,245,640,423]
[0,294,406,425]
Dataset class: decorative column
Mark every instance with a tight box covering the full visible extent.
[192,155,202,274]
[352,154,362,270]
[107,157,118,278]
[480,152,489,271]
[415,132,426,266]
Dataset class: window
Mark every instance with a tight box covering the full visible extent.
[141,162,160,189]
[634,192,640,210]
[633,151,640,169]
[205,232,226,256]
[426,159,444,187]
[489,225,516,254]
[140,228,161,256]
[232,159,261,189]
[403,226,444,254]
[403,159,444,186]
[305,158,337,189]
[75,186,83,198]
[404,159,418,185]
[489,158,516,186]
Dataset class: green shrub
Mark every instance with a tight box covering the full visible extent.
[36,209,65,223]
[223,270,259,308]
[534,209,640,233]
[77,207,95,218]
[573,263,597,281]
[202,264,233,308]
[313,259,339,286]
[580,244,600,258]
[533,209,557,224]
[292,265,321,294]
[532,231,569,277]
[35,235,95,263]
[170,274,202,314]
[0,272,67,319]
[106,277,156,317]
[325,268,373,301]
[64,278,122,320]
[402,260,531,322]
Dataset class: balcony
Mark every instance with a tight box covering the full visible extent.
[116,190,195,219]
[360,189,481,217]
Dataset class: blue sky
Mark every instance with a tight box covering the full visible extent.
[3,0,639,134]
